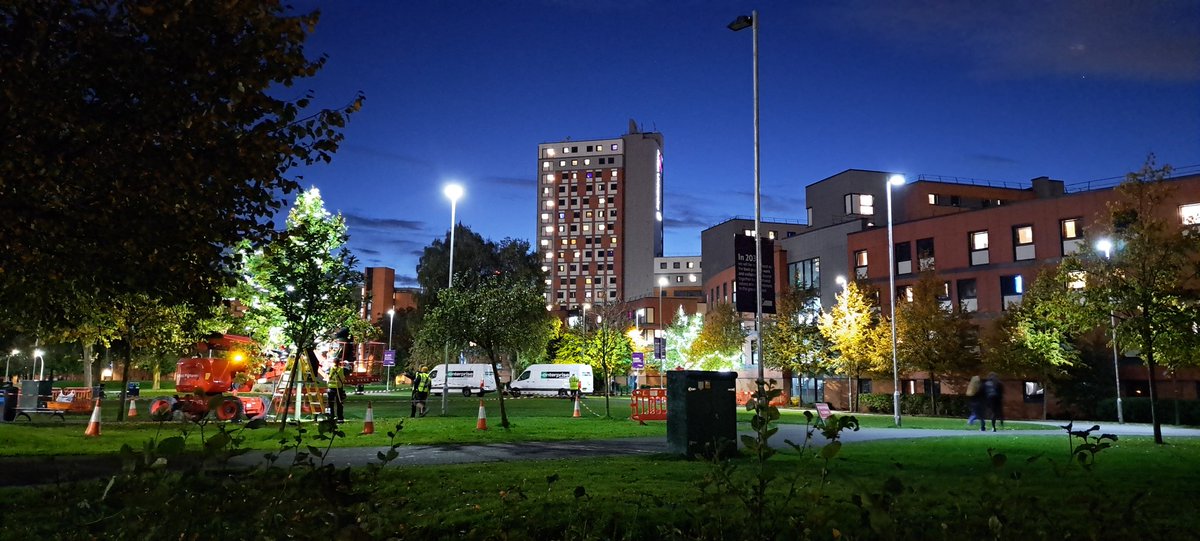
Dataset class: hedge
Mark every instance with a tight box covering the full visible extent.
[1096,397,1200,426]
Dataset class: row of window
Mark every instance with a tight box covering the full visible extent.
[551,182,620,194]
[543,222,615,234]
[658,261,698,270]
[543,196,617,209]
[552,262,616,273]
[543,143,620,158]
[544,249,616,261]
[556,276,619,286]
[543,169,620,180]
[854,218,1083,277]
[549,236,618,247]
[540,209,619,222]
[891,275,1023,312]
[542,156,619,169]
[742,228,789,240]
[554,289,619,300]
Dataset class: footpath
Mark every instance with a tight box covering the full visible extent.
[3,420,1198,487]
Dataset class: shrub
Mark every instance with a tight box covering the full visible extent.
[860,393,971,417]
[1098,397,1200,425]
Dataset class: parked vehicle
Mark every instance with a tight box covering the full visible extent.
[429,363,497,396]
[509,364,593,397]
[149,334,268,421]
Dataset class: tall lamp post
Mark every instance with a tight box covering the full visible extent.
[386,308,395,392]
[5,349,17,383]
[728,10,765,395]
[658,276,668,376]
[886,174,905,427]
[1096,239,1125,423]
[442,183,464,415]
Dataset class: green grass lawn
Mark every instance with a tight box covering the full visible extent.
[0,391,1067,456]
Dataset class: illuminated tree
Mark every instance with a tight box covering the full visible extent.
[1067,159,1200,444]
[762,287,829,403]
[691,303,748,370]
[819,281,889,412]
[894,271,978,415]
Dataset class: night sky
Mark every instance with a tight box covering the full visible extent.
[286,1,1200,286]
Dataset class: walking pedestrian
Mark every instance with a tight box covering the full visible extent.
[568,373,581,400]
[981,372,1004,432]
[965,375,982,426]
[411,366,432,418]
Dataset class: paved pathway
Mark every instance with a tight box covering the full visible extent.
[231,419,1200,470]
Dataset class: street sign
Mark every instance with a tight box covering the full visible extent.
[631,352,644,369]
[382,349,395,367]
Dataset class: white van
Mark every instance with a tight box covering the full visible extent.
[428,364,497,396]
[509,364,594,397]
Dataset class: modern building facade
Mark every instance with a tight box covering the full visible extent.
[536,124,664,317]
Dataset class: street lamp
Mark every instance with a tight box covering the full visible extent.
[1096,238,1124,423]
[5,349,17,383]
[835,275,847,289]
[658,276,668,376]
[386,308,395,392]
[886,173,905,427]
[442,182,464,415]
[729,10,765,397]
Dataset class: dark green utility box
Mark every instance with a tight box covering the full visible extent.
[667,370,737,458]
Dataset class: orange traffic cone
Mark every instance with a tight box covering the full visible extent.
[361,401,375,435]
[127,398,138,418]
[476,399,488,430]
[572,396,581,418]
[84,399,102,437]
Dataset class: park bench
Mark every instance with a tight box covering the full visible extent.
[15,387,95,422]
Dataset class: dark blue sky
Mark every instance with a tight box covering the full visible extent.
[288,1,1200,286]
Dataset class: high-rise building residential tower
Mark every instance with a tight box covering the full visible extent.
[536,124,663,314]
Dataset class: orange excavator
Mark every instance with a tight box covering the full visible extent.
[149,334,269,421]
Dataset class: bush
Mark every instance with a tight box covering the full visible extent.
[1098,397,1200,425]
[860,393,970,417]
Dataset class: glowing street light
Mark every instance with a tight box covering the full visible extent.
[1096,238,1124,423]
[728,10,766,396]
[5,349,17,382]
[886,173,905,427]
[442,182,464,415]
[835,275,847,289]
[387,308,395,392]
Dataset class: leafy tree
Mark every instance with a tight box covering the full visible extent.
[235,188,363,425]
[0,1,361,340]
[894,271,978,415]
[416,274,553,428]
[1067,159,1200,444]
[691,303,748,370]
[819,281,889,412]
[415,226,543,314]
[582,300,634,418]
[761,287,829,402]
[663,308,702,371]
[982,264,1093,419]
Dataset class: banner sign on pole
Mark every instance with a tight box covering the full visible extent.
[734,234,776,314]
[631,352,644,369]
[653,338,665,360]
[382,349,396,367]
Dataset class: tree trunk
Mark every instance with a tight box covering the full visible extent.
[490,350,510,429]
[153,363,162,390]
[848,374,856,413]
[930,374,939,416]
[780,367,793,405]
[116,339,132,422]
[1144,332,1163,444]
[81,342,94,389]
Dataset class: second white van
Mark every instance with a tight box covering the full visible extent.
[428,364,497,396]
[509,363,594,397]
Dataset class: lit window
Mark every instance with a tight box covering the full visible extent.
[559,160,566,166]
[543,161,551,170]
[544,200,554,208]
[1182,203,1200,225]
[543,225,553,233]
[611,144,618,151]
[545,173,555,182]
[971,231,989,250]
[689,274,697,282]
[563,146,570,153]
[545,148,556,157]
[744,229,754,236]
[928,194,937,205]
[845,193,874,215]
[687,262,694,268]
[610,236,617,245]
[585,278,592,285]
[540,239,549,246]
[1015,226,1033,245]
[584,159,591,165]
[768,230,777,240]
[855,250,868,266]
[1061,218,1080,239]
[611,169,618,177]
[559,238,567,246]
[597,224,605,231]
[585,210,593,218]
[583,224,591,232]
[571,160,578,166]
[540,213,550,223]
[544,252,553,260]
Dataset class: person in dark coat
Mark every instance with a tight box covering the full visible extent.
[981,373,1004,432]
